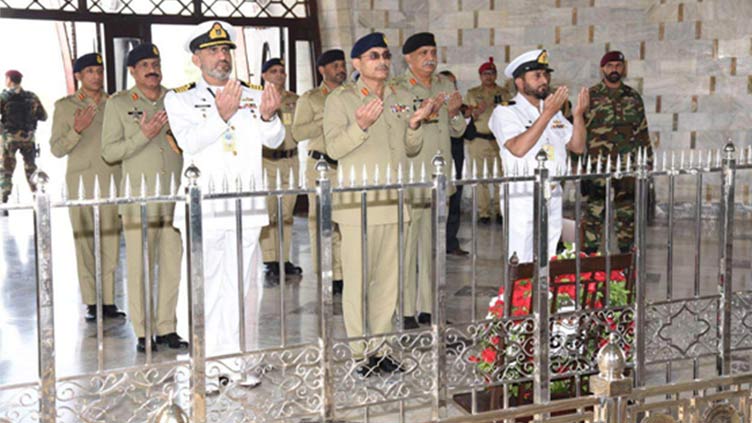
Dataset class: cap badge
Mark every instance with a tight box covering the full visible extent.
[96,55,103,64]
[537,50,549,65]
[209,22,228,40]
[152,46,160,56]
[382,35,388,45]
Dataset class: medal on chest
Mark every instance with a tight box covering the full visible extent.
[542,144,554,162]
[241,97,259,119]
[223,129,238,156]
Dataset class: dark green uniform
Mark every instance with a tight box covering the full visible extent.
[583,81,653,253]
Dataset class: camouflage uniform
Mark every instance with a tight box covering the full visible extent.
[583,81,653,253]
[0,88,47,202]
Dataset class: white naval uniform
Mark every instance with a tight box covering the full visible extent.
[488,92,573,263]
[165,77,285,356]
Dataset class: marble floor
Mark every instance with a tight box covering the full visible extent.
[2,192,752,421]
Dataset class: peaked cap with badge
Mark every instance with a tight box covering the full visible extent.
[350,32,388,58]
[504,49,554,79]
[73,53,104,73]
[126,43,160,67]
[185,20,237,53]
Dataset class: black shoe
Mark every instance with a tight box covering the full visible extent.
[264,262,280,277]
[333,280,343,295]
[137,337,157,352]
[355,357,380,378]
[155,332,189,349]
[284,261,303,275]
[84,305,96,321]
[103,304,126,319]
[417,312,431,325]
[403,316,419,330]
[376,355,404,373]
[478,217,491,225]
[495,215,503,225]
[447,247,470,256]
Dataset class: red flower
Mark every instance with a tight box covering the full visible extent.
[481,347,497,364]
[469,355,480,363]
[491,335,501,346]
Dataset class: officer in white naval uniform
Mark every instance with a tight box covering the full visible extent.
[488,49,588,263]
[164,20,284,391]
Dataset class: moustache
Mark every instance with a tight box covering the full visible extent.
[216,60,231,67]
[336,72,347,78]
[423,60,437,67]
[609,71,621,78]
[376,65,389,71]
[146,73,160,78]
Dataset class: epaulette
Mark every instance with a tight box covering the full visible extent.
[240,81,264,90]
[500,100,516,106]
[337,82,355,92]
[172,82,196,93]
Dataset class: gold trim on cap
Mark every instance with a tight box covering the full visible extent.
[197,39,236,49]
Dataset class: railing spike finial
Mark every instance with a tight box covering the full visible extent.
[374,163,381,185]
[289,167,295,190]
[110,174,117,200]
[409,161,415,183]
[155,172,162,196]
[124,173,132,198]
[492,156,500,178]
[93,175,101,200]
[78,175,86,200]
[420,161,427,183]
[361,164,368,186]
[139,174,147,198]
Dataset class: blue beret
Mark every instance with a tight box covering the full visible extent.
[350,32,388,58]
[316,49,345,67]
[73,53,103,73]
[262,58,284,73]
[402,32,436,55]
[127,43,160,67]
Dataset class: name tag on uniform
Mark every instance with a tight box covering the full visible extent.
[282,112,292,125]
[194,104,211,109]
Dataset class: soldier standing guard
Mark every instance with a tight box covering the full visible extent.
[583,51,654,253]
[259,58,303,280]
[464,58,511,225]
[101,44,187,353]
[291,49,347,295]
[50,53,125,322]
[0,69,47,214]
[396,32,465,329]
[323,32,436,376]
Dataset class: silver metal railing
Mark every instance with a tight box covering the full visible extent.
[1,141,752,422]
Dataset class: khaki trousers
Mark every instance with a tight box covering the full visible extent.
[122,212,183,338]
[403,207,432,317]
[260,157,298,262]
[341,223,398,359]
[305,157,343,280]
[465,138,501,218]
[69,204,121,305]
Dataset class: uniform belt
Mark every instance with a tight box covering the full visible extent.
[308,150,338,167]
[474,132,496,141]
[262,148,298,160]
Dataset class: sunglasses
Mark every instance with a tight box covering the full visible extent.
[361,51,392,61]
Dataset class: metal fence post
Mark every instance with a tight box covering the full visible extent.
[431,154,448,420]
[32,171,56,423]
[591,334,632,423]
[718,142,736,376]
[185,165,206,423]
[634,148,649,387]
[316,160,335,420]
[532,150,550,404]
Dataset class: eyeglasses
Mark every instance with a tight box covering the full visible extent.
[361,51,392,61]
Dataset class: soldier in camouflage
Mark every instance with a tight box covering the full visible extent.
[583,51,653,253]
[0,70,47,208]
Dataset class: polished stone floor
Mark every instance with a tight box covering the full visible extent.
[2,187,752,421]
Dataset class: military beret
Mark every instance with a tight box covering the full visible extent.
[351,32,388,58]
[504,49,554,79]
[127,43,160,67]
[316,49,345,67]
[5,70,22,81]
[186,20,236,53]
[73,53,103,73]
[478,57,496,74]
[600,50,625,67]
[262,58,284,73]
[402,32,436,55]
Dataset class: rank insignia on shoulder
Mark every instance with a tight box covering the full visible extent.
[241,81,263,90]
[173,82,196,93]
[131,92,139,101]
[501,100,515,106]
[360,87,369,96]
[409,78,417,86]
[77,92,86,101]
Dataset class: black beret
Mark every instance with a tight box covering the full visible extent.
[262,58,284,73]
[402,32,436,55]
[351,32,388,58]
[127,43,160,67]
[73,53,103,73]
[316,49,345,67]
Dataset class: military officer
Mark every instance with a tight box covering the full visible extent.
[259,58,303,279]
[101,43,187,353]
[464,57,512,225]
[583,51,653,254]
[323,33,436,376]
[50,53,125,322]
[396,32,465,329]
[165,20,285,390]
[291,48,347,294]
[0,69,47,212]
[488,49,589,262]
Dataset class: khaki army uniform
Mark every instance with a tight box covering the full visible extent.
[260,89,299,263]
[583,81,653,253]
[323,78,423,358]
[464,84,512,219]
[291,83,343,281]
[101,86,184,338]
[50,89,122,305]
[395,70,466,318]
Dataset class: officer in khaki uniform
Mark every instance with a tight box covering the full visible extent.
[50,53,125,321]
[259,58,303,279]
[464,57,512,224]
[291,49,347,294]
[395,33,466,329]
[101,44,187,353]
[323,33,435,376]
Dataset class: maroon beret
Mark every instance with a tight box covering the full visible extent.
[600,51,625,67]
[5,70,22,80]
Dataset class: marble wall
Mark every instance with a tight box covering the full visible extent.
[316,0,752,203]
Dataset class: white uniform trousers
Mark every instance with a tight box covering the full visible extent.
[505,192,562,263]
